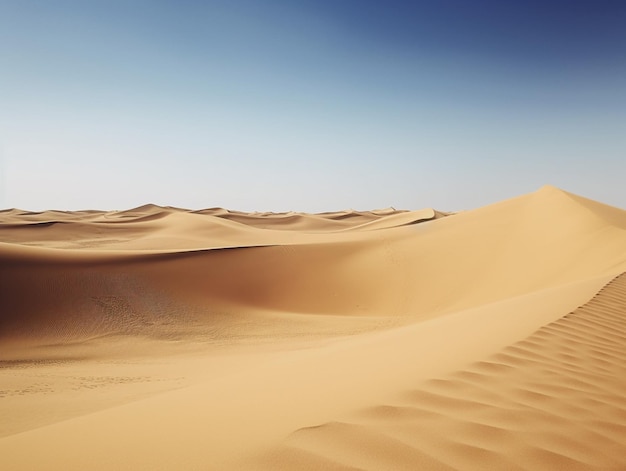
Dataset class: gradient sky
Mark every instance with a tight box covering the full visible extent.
[1,0,625,212]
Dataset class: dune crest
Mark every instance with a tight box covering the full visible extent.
[1,186,626,470]
[261,271,626,470]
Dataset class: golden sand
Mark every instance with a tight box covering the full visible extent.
[1,185,625,470]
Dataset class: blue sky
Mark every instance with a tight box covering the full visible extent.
[1,0,625,211]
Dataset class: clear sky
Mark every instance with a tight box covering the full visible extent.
[1,0,625,212]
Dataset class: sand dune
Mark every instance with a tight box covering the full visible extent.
[263,273,626,470]
[1,185,625,470]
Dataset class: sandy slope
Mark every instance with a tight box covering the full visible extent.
[1,185,625,470]
[263,273,626,470]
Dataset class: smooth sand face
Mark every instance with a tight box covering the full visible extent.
[1,185,626,470]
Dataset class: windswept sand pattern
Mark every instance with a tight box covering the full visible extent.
[266,273,626,470]
[0,268,202,344]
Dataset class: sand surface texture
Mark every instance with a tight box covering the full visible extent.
[1,185,625,470]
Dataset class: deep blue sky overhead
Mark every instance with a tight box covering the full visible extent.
[1,0,625,211]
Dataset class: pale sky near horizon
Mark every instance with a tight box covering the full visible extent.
[1,0,625,212]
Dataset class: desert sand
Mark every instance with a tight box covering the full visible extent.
[1,185,626,470]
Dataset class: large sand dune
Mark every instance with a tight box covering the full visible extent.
[1,185,625,470]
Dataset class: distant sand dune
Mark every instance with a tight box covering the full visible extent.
[1,185,626,470]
